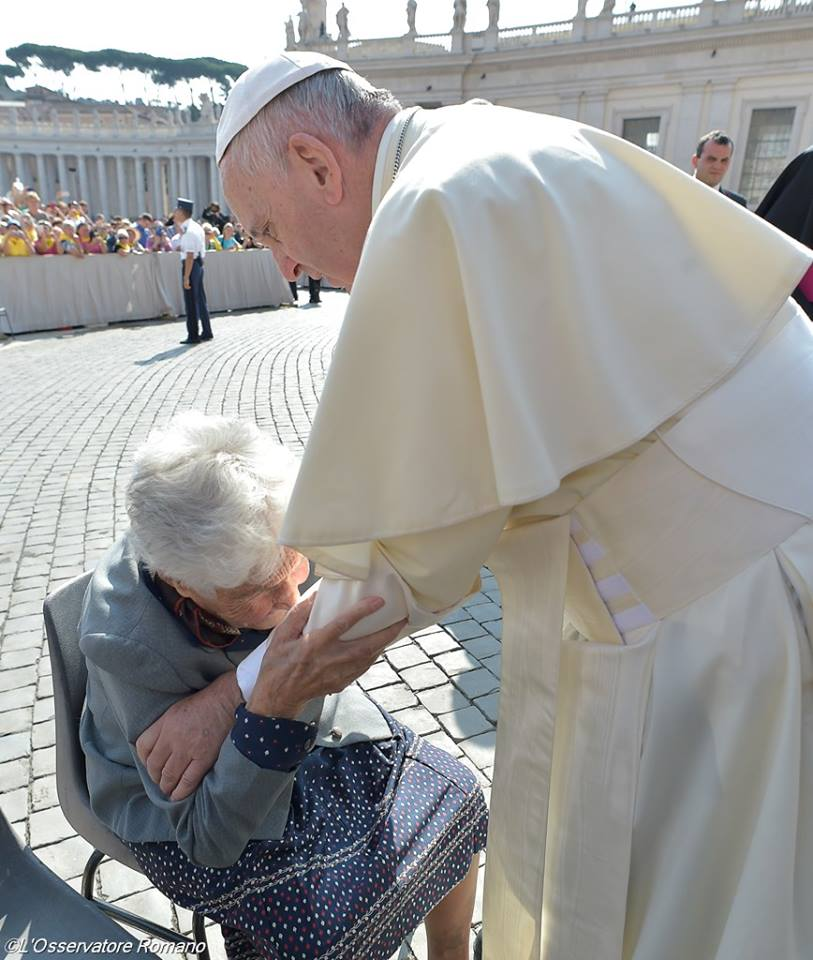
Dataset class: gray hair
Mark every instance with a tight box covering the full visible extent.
[221,69,401,179]
[126,412,297,597]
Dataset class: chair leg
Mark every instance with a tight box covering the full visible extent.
[82,848,105,900]
[192,913,210,960]
[81,850,202,953]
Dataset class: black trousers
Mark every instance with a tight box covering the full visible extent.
[183,259,212,340]
[308,276,321,303]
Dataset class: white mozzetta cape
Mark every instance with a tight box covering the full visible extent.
[237,106,813,960]
[280,105,811,561]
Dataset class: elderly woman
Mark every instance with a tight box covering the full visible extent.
[80,412,487,960]
[77,222,106,255]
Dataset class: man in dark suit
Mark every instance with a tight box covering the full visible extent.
[757,146,813,319]
[691,130,748,207]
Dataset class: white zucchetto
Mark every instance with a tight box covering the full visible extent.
[216,51,353,164]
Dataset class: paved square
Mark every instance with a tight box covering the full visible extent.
[0,293,501,959]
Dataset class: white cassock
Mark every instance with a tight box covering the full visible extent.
[238,104,813,960]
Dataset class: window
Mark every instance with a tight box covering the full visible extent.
[739,107,796,209]
[622,116,661,155]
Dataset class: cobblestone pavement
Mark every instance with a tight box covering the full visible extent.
[0,292,499,960]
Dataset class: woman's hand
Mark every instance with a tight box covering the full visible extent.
[136,671,242,801]
[247,594,406,718]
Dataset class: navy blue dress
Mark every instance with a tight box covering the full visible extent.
[129,575,488,959]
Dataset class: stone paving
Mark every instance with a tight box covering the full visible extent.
[0,292,500,959]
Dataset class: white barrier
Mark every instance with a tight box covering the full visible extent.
[0,250,293,334]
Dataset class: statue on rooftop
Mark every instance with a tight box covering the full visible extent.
[406,0,417,35]
[285,16,296,48]
[452,0,467,33]
[298,5,311,43]
[487,0,500,31]
[337,3,350,41]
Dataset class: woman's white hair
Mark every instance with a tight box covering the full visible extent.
[220,69,401,179]
[126,411,298,597]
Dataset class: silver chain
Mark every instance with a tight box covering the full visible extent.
[392,110,417,182]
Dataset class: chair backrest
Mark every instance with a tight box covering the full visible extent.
[43,572,141,870]
[0,809,148,952]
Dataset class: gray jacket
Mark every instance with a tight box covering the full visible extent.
[79,534,392,867]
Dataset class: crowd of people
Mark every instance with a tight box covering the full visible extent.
[0,184,256,259]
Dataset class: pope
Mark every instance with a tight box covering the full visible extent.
[218,52,813,960]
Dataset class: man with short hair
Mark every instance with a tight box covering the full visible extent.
[136,212,153,247]
[691,130,748,205]
[173,198,212,344]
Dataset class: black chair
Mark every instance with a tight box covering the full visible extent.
[0,809,154,956]
[43,572,208,955]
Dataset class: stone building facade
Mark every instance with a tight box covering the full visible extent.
[1,0,811,214]
[0,90,224,218]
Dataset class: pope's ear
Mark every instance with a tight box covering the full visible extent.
[287,132,344,205]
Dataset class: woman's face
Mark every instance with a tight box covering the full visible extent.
[209,551,310,631]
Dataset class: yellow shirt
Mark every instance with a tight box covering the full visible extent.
[36,236,58,254]
[2,235,32,256]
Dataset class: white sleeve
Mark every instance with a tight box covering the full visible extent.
[235,547,445,701]
[306,544,448,640]
[237,507,512,701]
[236,638,270,701]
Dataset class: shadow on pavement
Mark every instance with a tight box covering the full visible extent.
[134,345,190,366]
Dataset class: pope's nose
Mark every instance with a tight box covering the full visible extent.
[273,250,301,282]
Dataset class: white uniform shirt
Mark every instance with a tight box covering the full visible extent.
[178,218,206,261]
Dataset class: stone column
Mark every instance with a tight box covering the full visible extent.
[573,0,588,40]
[208,157,219,208]
[185,156,195,206]
[168,156,178,206]
[698,0,716,26]
[131,157,142,214]
[673,83,708,173]
[0,155,9,195]
[56,152,68,201]
[151,157,162,217]
[77,154,90,206]
[578,90,608,129]
[594,0,615,38]
[705,82,736,138]
[115,156,127,217]
[97,156,110,219]
[723,0,747,24]
[35,153,47,199]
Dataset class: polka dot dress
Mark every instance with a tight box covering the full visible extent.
[129,718,488,960]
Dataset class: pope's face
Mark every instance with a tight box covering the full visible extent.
[222,151,362,289]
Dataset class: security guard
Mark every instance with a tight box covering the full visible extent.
[173,197,213,344]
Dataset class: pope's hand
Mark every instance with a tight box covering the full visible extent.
[183,279,191,289]
[247,593,406,719]
[136,671,241,801]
